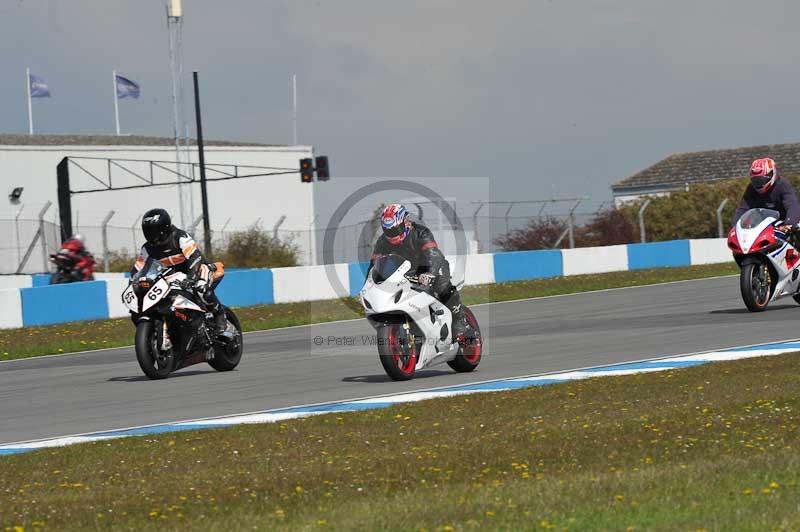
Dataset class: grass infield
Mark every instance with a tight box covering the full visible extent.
[2,350,798,529]
[0,263,737,361]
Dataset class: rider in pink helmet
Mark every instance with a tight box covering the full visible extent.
[732,158,800,231]
[371,203,468,339]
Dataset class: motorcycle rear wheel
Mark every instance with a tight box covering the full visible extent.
[208,307,243,372]
[740,262,772,312]
[135,320,175,379]
[378,323,417,381]
[447,307,482,372]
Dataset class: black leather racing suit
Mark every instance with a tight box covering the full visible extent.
[371,222,465,333]
[130,227,224,317]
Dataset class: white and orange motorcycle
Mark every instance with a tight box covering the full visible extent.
[122,258,243,379]
[728,208,800,311]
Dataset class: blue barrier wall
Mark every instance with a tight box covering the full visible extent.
[493,250,563,282]
[627,240,691,270]
[6,239,732,329]
[348,262,370,297]
[21,281,109,326]
[31,274,51,287]
[215,269,274,307]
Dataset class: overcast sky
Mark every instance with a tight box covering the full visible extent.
[3,0,800,220]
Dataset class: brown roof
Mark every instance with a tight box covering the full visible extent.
[0,134,277,147]
[613,142,800,192]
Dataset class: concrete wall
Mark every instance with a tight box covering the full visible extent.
[690,238,732,265]
[0,289,23,329]
[0,276,32,290]
[272,264,350,304]
[562,245,628,276]
[0,238,735,330]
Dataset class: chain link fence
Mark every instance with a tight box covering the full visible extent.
[3,196,696,275]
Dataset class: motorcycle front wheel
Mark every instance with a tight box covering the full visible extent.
[135,320,175,379]
[378,322,417,381]
[740,262,773,312]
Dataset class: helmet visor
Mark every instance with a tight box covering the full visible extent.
[383,223,406,238]
[752,175,772,191]
[143,225,170,245]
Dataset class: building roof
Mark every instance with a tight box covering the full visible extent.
[613,142,800,194]
[0,134,277,147]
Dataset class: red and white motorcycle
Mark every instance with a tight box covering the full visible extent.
[360,254,482,381]
[727,208,800,311]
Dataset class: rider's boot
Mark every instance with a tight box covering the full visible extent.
[203,289,227,334]
[213,306,227,334]
[450,303,468,340]
[444,289,467,340]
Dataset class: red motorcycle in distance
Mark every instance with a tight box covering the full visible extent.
[49,250,95,284]
[727,208,800,311]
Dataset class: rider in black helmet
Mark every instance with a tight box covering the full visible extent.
[132,208,227,332]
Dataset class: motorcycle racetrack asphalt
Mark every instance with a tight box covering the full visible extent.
[1,274,798,446]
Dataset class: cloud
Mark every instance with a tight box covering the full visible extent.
[3,0,800,209]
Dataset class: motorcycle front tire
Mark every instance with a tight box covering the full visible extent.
[135,320,174,380]
[377,323,417,381]
[740,262,772,312]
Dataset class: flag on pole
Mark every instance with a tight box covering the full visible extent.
[29,73,50,98]
[115,75,140,99]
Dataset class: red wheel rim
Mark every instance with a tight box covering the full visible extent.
[461,310,482,363]
[388,324,416,375]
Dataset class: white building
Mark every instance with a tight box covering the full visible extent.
[0,134,317,273]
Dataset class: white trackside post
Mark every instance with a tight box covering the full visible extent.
[26,67,33,135]
[113,70,121,136]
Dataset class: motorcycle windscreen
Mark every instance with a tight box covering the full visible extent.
[132,257,165,282]
[372,254,406,283]
[739,208,780,229]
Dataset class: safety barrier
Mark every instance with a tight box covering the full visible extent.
[0,238,734,329]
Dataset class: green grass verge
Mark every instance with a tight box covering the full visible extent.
[0,262,737,361]
[2,350,798,530]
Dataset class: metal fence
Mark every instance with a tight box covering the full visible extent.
[2,196,731,275]
[1,214,383,274]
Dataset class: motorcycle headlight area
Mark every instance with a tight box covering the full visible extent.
[134,278,153,295]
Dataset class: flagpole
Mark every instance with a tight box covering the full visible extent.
[112,70,121,136]
[26,67,33,135]
[292,74,297,145]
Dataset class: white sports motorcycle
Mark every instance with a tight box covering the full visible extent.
[727,208,800,311]
[360,254,482,380]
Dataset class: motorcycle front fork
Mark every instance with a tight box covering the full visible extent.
[161,321,173,351]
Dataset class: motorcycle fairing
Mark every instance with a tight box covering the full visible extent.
[734,208,800,301]
[171,294,204,312]
[142,278,169,312]
[361,259,459,370]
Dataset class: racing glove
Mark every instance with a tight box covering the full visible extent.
[418,272,437,287]
[194,279,209,294]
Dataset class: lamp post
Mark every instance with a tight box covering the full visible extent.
[9,187,24,271]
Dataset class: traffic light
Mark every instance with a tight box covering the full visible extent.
[315,156,330,181]
[300,158,313,183]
